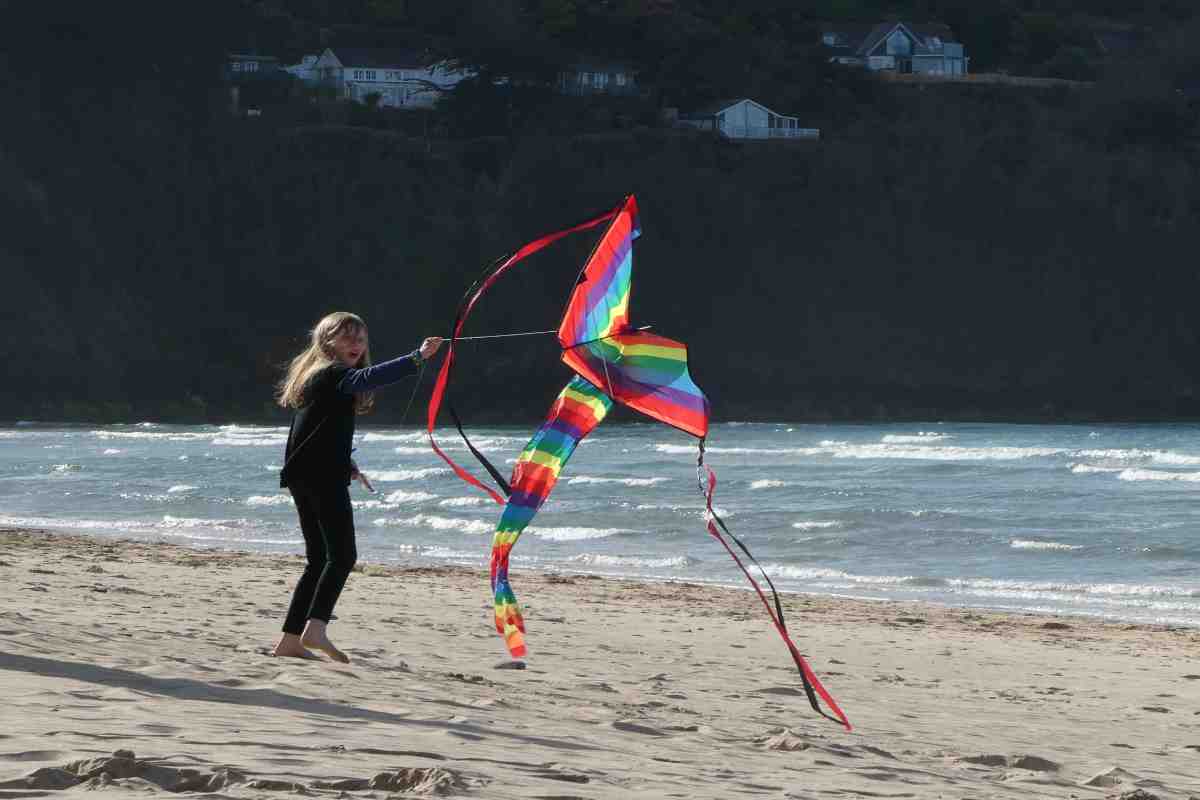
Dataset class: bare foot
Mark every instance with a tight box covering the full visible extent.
[301,620,350,663]
[272,633,320,660]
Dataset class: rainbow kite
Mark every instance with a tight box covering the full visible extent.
[427,195,851,730]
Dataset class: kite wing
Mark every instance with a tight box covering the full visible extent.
[491,376,612,658]
[562,331,709,439]
[557,195,639,348]
[555,194,709,438]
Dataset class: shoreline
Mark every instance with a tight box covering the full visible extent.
[8,522,1200,634]
[2,525,1199,798]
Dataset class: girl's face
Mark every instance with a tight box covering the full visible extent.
[330,326,368,367]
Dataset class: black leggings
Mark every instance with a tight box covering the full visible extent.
[283,483,357,635]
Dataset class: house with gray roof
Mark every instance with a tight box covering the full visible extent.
[678,98,818,141]
[821,22,968,76]
[310,47,468,109]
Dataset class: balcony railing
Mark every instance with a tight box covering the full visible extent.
[719,125,820,140]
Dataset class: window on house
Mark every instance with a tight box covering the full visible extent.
[366,70,376,81]
[615,73,627,86]
[580,72,591,86]
[823,33,838,46]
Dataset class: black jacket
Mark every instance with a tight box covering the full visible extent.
[278,351,420,490]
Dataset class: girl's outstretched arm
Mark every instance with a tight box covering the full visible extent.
[336,337,443,394]
[336,349,421,394]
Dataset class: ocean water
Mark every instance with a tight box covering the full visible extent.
[2,421,1199,627]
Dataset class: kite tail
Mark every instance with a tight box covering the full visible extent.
[697,442,853,732]
[491,519,531,658]
[487,376,613,659]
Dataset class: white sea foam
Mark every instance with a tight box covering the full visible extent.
[102,448,122,455]
[655,442,1063,461]
[118,492,172,502]
[881,432,952,443]
[1070,464,1124,474]
[568,476,669,486]
[1118,468,1200,483]
[439,496,489,507]
[1077,448,1200,466]
[353,490,437,510]
[529,526,632,542]
[160,515,252,529]
[245,495,293,507]
[372,514,492,534]
[0,515,156,531]
[755,563,1199,603]
[633,503,692,512]
[371,468,451,482]
[167,485,197,493]
[791,520,842,531]
[761,564,918,584]
[1010,538,1082,551]
[218,424,287,431]
[50,464,82,473]
[1147,451,1200,466]
[90,430,209,441]
[210,435,285,446]
[381,490,437,504]
[361,432,427,443]
[569,553,698,569]
[749,479,786,490]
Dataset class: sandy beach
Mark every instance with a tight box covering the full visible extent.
[0,526,1197,799]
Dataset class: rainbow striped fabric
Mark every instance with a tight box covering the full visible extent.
[557,196,640,349]
[490,376,612,658]
[562,331,709,439]
[556,194,708,439]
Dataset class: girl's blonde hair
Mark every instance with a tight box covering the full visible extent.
[276,312,375,414]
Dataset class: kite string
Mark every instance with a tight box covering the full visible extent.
[452,324,653,344]
[399,359,427,426]
[453,329,558,342]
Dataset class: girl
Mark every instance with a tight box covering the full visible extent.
[273,311,442,662]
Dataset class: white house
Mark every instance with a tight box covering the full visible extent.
[556,61,638,96]
[821,22,968,76]
[678,99,818,141]
[309,47,469,109]
[285,54,320,82]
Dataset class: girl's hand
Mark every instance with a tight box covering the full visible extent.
[419,336,444,361]
[353,468,375,493]
[350,461,375,493]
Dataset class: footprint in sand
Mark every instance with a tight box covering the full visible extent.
[612,720,667,737]
[957,754,1060,773]
[0,750,69,763]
